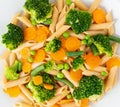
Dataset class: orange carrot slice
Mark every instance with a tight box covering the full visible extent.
[51,104,61,107]
[33,76,43,85]
[60,37,66,49]
[65,36,80,51]
[20,47,30,59]
[22,62,32,73]
[43,84,54,90]
[81,98,89,107]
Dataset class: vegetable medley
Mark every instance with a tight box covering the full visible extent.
[1,0,120,107]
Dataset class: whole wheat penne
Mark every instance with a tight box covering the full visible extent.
[9,52,16,66]
[106,12,114,35]
[11,12,21,25]
[17,16,34,27]
[20,92,33,105]
[113,70,118,87]
[47,70,59,75]
[0,50,11,60]
[84,30,107,36]
[62,70,79,87]
[69,3,75,9]
[20,72,30,77]
[56,0,64,12]
[47,25,70,41]
[30,42,44,50]
[89,22,114,30]
[14,102,33,107]
[79,44,86,51]
[112,42,119,54]
[100,55,111,65]
[72,0,88,10]
[49,6,59,33]
[105,66,118,92]
[88,0,101,13]
[4,76,30,88]
[19,84,34,103]
[60,102,77,107]
[32,62,45,69]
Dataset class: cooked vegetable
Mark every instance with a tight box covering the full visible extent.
[51,104,61,107]
[70,69,83,82]
[2,23,24,50]
[5,60,21,80]
[33,75,43,85]
[22,62,32,73]
[28,56,34,63]
[42,18,52,25]
[24,0,52,25]
[67,94,72,99]
[109,35,120,43]
[45,38,61,52]
[64,63,70,70]
[56,63,64,71]
[20,47,30,59]
[101,71,108,77]
[54,76,74,88]
[65,36,80,51]
[4,86,21,98]
[65,0,72,6]
[44,61,55,72]
[57,72,64,79]
[63,31,70,38]
[50,48,66,61]
[31,64,45,76]
[27,73,55,103]
[72,56,84,70]
[85,52,101,69]
[82,34,113,56]
[60,37,66,49]
[81,98,89,107]
[73,75,104,100]
[43,83,54,90]
[66,9,92,34]
[66,51,84,57]
[30,50,36,56]
[93,8,106,24]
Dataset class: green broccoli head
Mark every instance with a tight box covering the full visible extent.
[2,23,24,50]
[44,61,55,72]
[66,9,92,34]
[24,0,52,25]
[73,75,104,100]
[27,73,55,103]
[72,56,84,70]
[45,38,61,52]
[5,60,21,80]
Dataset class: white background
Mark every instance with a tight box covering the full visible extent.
[0,0,120,107]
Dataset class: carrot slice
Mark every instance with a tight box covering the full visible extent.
[93,8,106,24]
[81,98,89,107]
[22,62,32,73]
[43,84,54,90]
[38,26,50,35]
[50,48,66,61]
[51,104,61,107]
[70,69,83,82]
[34,49,46,62]
[33,75,43,85]
[24,27,37,41]
[4,86,21,98]
[20,47,30,59]
[85,52,101,69]
[60,37,66,49]
[65,36,80,51]
[106,57,120,70]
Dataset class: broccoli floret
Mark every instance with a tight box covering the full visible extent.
[5,60,21,80]
[45,38,61,52]
[72,56,84,70]
[27,73,55,103]
[66,9,92,34]
[82,34,113,56]
[24,0,52,25]
[44,61,55,72]
[2,23,24,50]
[73,75,104,100]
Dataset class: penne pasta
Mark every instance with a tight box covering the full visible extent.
[0,49,11,60]
[11,12,21,25]
[89,22,114,30]
[17,16,34,27]
[30,42,44,50]
[20,72,30,77]
[56,0,64,12]
[100,55,111,65]
[49,6,59,33]
[79,44,86,51]
[19,84,34,103]
[60,102,78,107]
[4,76,31,88]
[62,70,79,87]
[69,3,75,9]
[72,0,88,10]
[14,102,33,107]
[88,0,101,13]
[106,12,114,35]
[47,25,70,41]
[47,70,59,76]
[112,42,119,54]
[9,52,16,66]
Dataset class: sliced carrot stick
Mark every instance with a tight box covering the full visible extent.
[33,75,43,85]
[22,62,32,73]
[93,8,106,24]
[43,83,54,90]
[24,27,37,41]
[65,36,80,51]
[85,52,101,69]
[50,48,66,61]
[81,98,89,107]
[70,69,83,82]
[20,47,30,59]
[34,49,46,62]
[4,86,21,98]
[106,57,120,70]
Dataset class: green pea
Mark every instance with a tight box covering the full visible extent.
[66,0,72,6]
[64,63,70,70]
[57,63,64,70]
[30,50,36,56]
[28,56,33,62]
[57,72,64,79]
[63,32,70,38]
[67,94,72,99]
[101,71,108,77]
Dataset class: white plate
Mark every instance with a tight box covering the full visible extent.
[0,0,120,107]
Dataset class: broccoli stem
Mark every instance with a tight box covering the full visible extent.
[66,51,84,57]
[90,44,99,56]
[109,35,120,43]
[31,64,45,76]
[54,76,74,88]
